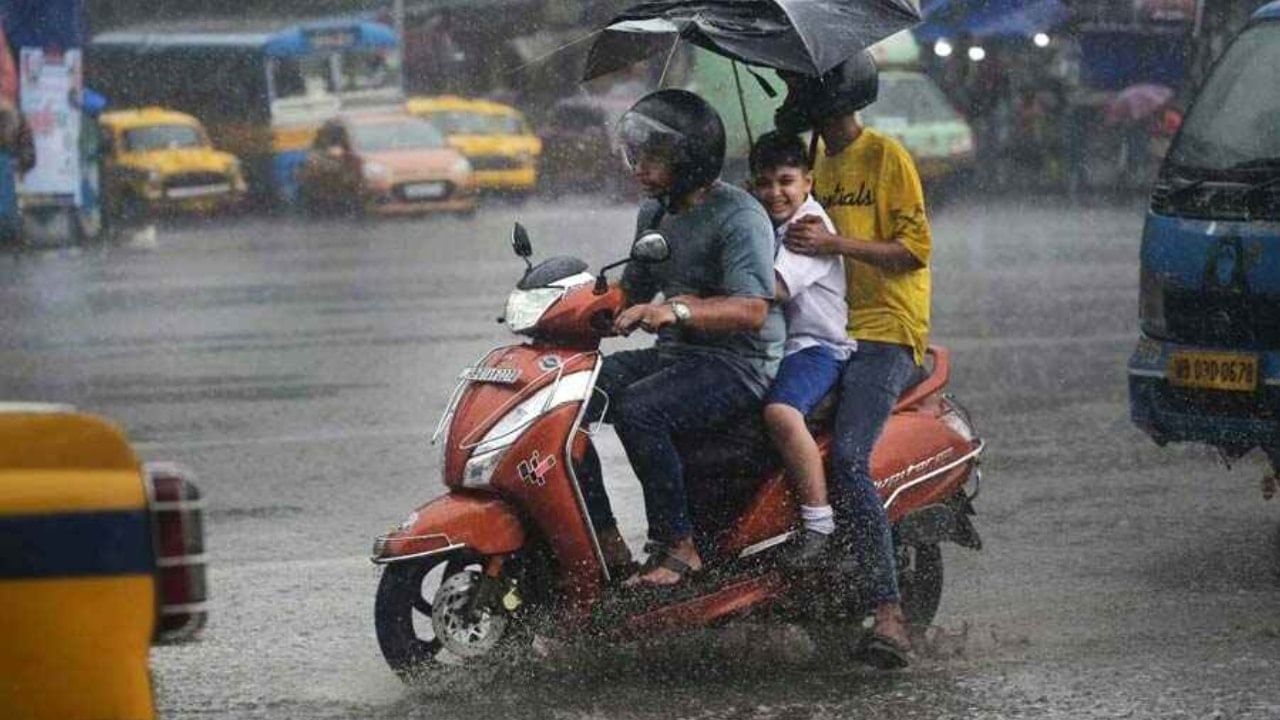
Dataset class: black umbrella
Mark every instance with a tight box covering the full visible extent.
[582,0,922,81]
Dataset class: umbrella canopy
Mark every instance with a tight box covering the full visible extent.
[582,0,922,81]
[1104,83,1174,126]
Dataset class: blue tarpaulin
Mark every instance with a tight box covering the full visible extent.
[916,0,1068,41]
[1,0,86,50]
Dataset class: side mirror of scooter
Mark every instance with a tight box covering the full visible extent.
[593,231,671,295]
[511,222,533,274]
[630,231,670,264]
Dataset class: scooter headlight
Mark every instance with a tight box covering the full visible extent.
[458,371,595,488]
[462,447,507,489]
[504,287,564,334]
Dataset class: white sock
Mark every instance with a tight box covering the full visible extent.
[800,504,835,535]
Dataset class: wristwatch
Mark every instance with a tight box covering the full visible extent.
[669,300,693,326]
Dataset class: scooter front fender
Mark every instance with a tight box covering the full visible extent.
[371,492,525,564]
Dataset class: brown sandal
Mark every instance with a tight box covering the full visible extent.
[624,543,699,589]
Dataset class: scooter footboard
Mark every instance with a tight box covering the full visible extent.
[371,492,525,564]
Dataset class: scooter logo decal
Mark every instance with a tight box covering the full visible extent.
[517,451,556,487]
[461,366,521,384]
[538,355,561,371]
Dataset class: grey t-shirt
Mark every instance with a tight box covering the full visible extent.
[620,181,785,397]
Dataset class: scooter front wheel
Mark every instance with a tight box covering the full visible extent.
[374,553,511,678]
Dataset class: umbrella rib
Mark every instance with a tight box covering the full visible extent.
[504,27,605,75]
[657,15,691,88]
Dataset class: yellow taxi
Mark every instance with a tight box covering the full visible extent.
[0,403,205,719]
[405,96,541,195]
[99,107,246,220]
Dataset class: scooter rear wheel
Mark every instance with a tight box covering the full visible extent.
[897,543,943,627]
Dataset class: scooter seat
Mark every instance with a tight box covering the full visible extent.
[679,358,933,482]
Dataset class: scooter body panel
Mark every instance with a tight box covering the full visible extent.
[374,492,525,561]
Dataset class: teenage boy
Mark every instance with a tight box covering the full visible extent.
[778,50,933,669]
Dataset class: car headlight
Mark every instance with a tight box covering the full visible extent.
[504,287,564,334]
[452,155,472,174]
[362,161,391,182]
[1139,268,1168,338]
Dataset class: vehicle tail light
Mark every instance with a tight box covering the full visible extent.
[144,462,208,643]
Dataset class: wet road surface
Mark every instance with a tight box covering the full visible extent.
[2,195,1278,719]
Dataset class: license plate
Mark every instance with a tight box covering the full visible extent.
[167,183,230,199]
[460,366,520,384]
[402,182,446,200]
[1168,351,1259,392]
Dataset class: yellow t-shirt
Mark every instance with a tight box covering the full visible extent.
[812,128,931,364]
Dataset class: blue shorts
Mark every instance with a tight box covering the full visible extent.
[764,344,845,416]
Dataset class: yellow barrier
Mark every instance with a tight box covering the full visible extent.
[0,407,157,720]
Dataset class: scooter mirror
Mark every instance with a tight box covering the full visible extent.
[511,222,533,259]
[631,231,670,264]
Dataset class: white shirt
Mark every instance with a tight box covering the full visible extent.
[773,195,855,359]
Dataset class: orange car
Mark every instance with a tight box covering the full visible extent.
[297,112,477,216]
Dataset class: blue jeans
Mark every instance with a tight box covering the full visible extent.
[830,341,921,606]
[579,347,760,544]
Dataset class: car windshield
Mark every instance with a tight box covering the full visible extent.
[124,124,203,152]
[861,74,962,127]
[1168,23,1280,172]
[422,110,524,136]
[349,119,445,151]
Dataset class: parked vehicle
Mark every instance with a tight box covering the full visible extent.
[861,70,976,184]
[296,112,476,216]
[99,107,246,222]
[370,226,984,674]
[405,96,541,197]
[1128,2,1280,492]
[0,404,205,719]
[89,19,402,205]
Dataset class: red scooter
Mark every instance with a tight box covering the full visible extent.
[371,225,985,674]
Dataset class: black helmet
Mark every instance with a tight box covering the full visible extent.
[775,50,879,133]
[618,89,725,197]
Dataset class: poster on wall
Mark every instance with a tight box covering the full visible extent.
[19,47,82,201]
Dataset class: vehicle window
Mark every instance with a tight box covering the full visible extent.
[1168,23,1280,171]
[336,50,396,93]
[123,124,204,152]
[861,75,962,127]
[272,56,335,100]
[349,119,445,151]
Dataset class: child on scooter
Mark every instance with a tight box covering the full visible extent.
[748,131,854,568]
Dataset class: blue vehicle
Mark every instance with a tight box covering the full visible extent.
[87,18,402,205]
[1129,1,1280,481]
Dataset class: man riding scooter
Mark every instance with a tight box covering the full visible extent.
[776,51,935,669]
[577,89,785,589]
